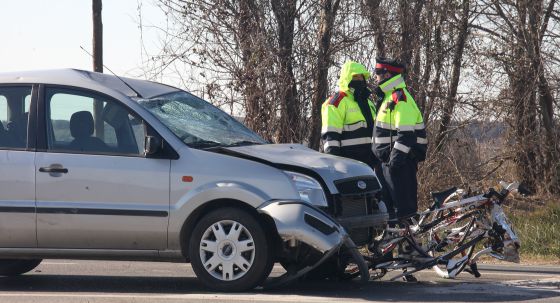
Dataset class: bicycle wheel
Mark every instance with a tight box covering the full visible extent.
[426,211,478,279]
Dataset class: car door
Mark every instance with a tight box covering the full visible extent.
[35,86,171,250]
[0,85,36,248]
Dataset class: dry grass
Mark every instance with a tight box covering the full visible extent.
[508,201,560,259]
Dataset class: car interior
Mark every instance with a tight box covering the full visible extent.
[0,87,30,149]
[46,92,144,156]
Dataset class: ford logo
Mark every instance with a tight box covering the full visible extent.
[357,181,367,190]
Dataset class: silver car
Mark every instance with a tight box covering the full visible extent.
[0,69,387,291]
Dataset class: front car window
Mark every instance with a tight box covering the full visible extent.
[46,88,145,156]
[138,92,266,148]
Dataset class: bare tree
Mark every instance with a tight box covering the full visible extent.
[143,0,560,196]
[308,0,341,150]
[271,0,299,143]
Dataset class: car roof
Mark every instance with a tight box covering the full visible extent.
[0,68,181,99]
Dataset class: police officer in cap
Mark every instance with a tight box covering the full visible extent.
[372,57,427,282]
[372,57,427,221]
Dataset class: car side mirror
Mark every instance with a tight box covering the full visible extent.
[144,136,162,156]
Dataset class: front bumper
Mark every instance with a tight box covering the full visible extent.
[257,200,345,253]
[257,199,369,287]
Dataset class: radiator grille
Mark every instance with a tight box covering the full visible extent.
[331,177,383,246]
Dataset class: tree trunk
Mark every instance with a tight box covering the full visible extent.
[525,0,559,192]
[434,0,470,152]
[271,0,298,143]
[423,9,446,124]
[237,0,268,139]
[308,0,341,150]
[398,0,424,93]
[512,67,540,193]
[364,0,385,57]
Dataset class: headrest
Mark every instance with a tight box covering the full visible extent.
[7,112,28,135]
[102,102,127,129]
[70,111,94,139]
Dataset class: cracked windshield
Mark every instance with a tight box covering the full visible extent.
[139,92,266,148]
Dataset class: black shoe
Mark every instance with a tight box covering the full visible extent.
[403,274,418,282]
[464,263,481,278]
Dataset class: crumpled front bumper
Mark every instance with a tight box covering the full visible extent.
[257,199,369,286]
[257,200,346,253]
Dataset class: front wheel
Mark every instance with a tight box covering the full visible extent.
[0,259,42,276]
[189,208,273,291]
[427,214,476,279]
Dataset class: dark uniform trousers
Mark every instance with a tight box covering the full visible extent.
[382,158,418,219]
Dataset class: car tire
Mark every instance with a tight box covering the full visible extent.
[0,259,42,276]
[189,207,273,292]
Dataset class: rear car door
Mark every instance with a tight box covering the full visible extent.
[35,86,171,250]
[0,85,36,248]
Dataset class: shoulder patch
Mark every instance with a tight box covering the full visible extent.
[391,89,407,103]
[328,91,347,107]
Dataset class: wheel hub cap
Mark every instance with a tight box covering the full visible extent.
[199,220,256,281]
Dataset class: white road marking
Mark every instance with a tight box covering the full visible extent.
[0,293,366,302]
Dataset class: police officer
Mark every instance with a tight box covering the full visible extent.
[321,60,378,169]
[372,57,427,220]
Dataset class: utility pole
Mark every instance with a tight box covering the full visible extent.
[92,0,104,138]
[92,0,103,73]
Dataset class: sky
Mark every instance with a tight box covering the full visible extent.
[0,0,165,81]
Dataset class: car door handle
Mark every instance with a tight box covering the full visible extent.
[39,167,69,174]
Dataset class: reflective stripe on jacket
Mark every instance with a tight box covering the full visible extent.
[321,93,376,155]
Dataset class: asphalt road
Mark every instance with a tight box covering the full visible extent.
[0,260,559,303]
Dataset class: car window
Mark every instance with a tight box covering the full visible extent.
[0,96,7,125]
[0,86,32,150]
[46,88,145,156]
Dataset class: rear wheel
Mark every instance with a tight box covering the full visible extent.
[0,259,42,276]
[189,208,273,291]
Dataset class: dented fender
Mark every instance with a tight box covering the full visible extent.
[257,200,346,253]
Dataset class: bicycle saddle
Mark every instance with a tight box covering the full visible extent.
[430,187,458,209]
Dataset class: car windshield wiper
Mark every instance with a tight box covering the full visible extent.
[187,140,223,149]
[222,141,264,147]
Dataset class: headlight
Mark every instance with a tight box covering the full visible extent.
[283,171,328,207]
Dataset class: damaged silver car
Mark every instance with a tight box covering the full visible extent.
[0,69,387,291]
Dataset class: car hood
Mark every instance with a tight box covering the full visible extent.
[223,143,376,194]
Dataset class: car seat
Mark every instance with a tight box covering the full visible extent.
[6,113,28,148]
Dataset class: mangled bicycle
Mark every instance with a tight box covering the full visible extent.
[365,181,524,281]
